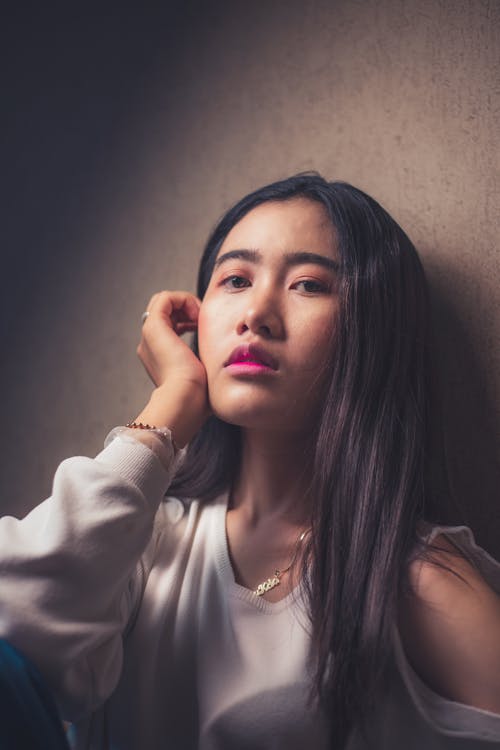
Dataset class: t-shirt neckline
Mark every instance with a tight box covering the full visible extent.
[213,492,305,615]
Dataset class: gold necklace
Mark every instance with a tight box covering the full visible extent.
[254,529,309,597]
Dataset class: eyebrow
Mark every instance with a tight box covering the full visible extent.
[213,248,340,273]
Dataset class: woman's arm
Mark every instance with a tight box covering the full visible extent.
[398,533,500,714]
[0,291,210,721]
[0,432,175,721]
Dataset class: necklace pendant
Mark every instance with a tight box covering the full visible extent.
[254,572,281,597]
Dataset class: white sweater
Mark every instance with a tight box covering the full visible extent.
[0,431,499,749]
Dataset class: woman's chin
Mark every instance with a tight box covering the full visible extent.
[210,399,308,434]
[212,408,278,431]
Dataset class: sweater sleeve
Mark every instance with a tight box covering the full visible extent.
[0,431,177,721]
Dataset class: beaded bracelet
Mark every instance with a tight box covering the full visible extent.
[126,421,180,454]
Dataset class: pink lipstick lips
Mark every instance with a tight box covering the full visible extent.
[224,343,278,373]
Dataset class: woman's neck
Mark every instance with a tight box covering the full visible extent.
[229,428,314,527]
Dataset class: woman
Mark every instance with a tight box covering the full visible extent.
[0,173,499,749]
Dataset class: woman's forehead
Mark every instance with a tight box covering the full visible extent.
[217,198,338,260]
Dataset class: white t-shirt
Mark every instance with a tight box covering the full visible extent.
[0,432,499,749]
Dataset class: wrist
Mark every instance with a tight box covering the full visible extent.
[125,423,180,454]
[134,381,208,448]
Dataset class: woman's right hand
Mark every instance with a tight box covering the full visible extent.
[133,291,211,447]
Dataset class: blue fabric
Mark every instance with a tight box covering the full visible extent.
[0,639,70,749]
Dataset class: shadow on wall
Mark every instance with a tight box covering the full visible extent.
[427,265,500,562]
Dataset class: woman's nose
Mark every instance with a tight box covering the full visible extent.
[236,286,284,339]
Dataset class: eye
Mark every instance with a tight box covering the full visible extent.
[293,279,329,293]
[222,275,251,290]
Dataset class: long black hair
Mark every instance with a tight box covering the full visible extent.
[169,172,467,747]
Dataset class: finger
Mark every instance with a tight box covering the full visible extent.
[156,291,201,327]
[175,321,198,335]
[140,294,160,329]
[143,292,160,314]
[140,292,178,331]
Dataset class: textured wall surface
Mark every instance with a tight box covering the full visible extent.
[2,0,499,555]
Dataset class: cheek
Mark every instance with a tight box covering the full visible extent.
[292,311,336,367]
[291,316,336,414]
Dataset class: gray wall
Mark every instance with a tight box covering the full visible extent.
[2,0,499,557]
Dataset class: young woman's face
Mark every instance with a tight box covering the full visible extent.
[197,197,340,434]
